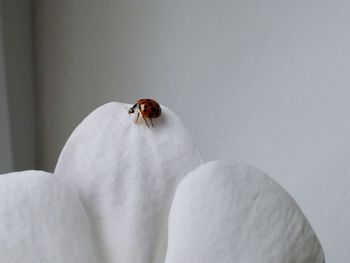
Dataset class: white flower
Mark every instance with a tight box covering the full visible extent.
[0,102,324,263]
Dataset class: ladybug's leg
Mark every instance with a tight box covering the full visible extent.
[135,112,140,123]
[141,113,149,127]
[150,118,154,127]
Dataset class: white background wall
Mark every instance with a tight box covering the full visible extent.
[35,1,350,261]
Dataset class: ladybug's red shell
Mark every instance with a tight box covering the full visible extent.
[137,99,161,118]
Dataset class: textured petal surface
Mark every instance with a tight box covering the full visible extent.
[54,102,203,263]
[0,170,96,263]
[165,161,324,263]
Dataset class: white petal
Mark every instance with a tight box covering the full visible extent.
[0,170,96,263]
[165,161,324,263]
[54,102,203,263]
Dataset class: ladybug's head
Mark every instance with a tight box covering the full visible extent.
[128,103,138,115]
[128,108,135,114]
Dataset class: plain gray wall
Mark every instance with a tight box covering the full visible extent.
[1,0,35,171]
[0,9,13,173]
[35,1,350,261]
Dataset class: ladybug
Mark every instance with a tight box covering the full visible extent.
[128,99,162,127]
